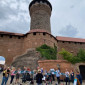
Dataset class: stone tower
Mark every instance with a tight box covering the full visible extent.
[29,0,52,33]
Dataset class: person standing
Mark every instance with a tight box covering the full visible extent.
[1,68,8,85]
[76,71,82,85]
[10,67,16,84]
[70,70,74,83]
[36,69,43,85]
[65,69,70,85]
[6,67,10,81]
[15,68,21,84]
[56,68,60,84]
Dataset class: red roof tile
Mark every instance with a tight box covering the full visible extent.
[0,31,24,36]
[28,29,50,34]
[56,36,85,43]
[0,30,85,43]
[27,29,57,40]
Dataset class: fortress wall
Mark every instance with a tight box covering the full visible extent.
[23,32,57,52]
[57,41,85,59]
[0,35,24,65]
[0,32,58,65]
[38,60,74,72]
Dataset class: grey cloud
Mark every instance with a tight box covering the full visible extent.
[16,0,30,3]
[0,0,31,34]
[0,0,30,21]
[0,5,18,20]
[20,10,28,13]
[70,5,74,8]
[0,19,30,34]
[0,12,30,34]
[59,25,78,37]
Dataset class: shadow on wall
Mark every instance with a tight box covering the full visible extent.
[0,56,5,65]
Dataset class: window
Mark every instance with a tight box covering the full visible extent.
[74,42,77,44]
[80,42,82,45]
[33,32,36,35]
[62,41,64,43]
[1,35,3,37]
[43,32,46,35]
[68,42,71,44]
[18,36,21,39]
[10,35,12,38]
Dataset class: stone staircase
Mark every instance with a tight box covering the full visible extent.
[11,48,45,70]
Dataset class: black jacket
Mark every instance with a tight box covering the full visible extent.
[36,73,43,84]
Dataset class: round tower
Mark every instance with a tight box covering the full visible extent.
[29,0,52,33]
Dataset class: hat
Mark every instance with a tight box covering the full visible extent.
[38,69,41,72]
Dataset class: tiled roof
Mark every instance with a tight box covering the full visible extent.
[27,29,57,40]
[0,31,24,36]
[0,29,51,36]
[0,30,85,43]
[56,36,85,43]
[28,29,50,34]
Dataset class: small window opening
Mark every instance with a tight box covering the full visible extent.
[10,35,12,38]
[33,32,36,35]
[1,35,3,37]
[43,32,46,35]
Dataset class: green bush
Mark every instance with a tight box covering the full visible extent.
[59,48,85,64]
[77,49,85,61]
[36,44,57,60]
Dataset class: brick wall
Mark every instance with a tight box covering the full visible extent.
[0,35,23,65]
[57,41,85,59]
[38,60,74,72]
[23,32,57,53]
[0,32,57,65]
[0,32,85,66]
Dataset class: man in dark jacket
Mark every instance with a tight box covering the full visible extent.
[36,69,43,85]
[76,71,82,85]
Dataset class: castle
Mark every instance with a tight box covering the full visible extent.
[0,0,85,79]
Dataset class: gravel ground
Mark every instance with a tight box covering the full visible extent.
[0,73,85,85]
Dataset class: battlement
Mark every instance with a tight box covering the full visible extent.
[29,0,52,11]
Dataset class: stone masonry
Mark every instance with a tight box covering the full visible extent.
[29,0,52,33]
[0,32,57,65]
[0,0,85,79]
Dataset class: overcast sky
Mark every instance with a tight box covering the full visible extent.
[0,0,85,38]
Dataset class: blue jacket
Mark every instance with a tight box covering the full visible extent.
[76,74,82,84]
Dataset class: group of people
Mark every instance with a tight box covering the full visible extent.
[0,66,82,85]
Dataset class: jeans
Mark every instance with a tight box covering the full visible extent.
[10,75,14,84]
[66,77,70,85]
[1,76,8,85]
[57,77,60,84]
[37,83,42,85]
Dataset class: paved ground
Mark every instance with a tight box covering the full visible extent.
[0,73,85,85]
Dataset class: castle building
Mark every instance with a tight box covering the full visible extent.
[0,0,85,79]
